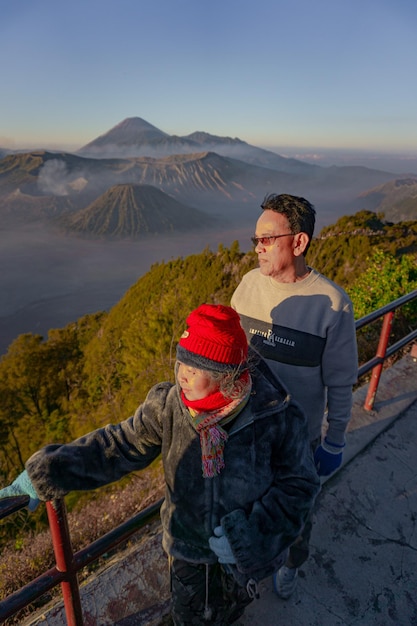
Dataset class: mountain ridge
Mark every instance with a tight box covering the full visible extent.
[356,176,417,222]
[77,116,320,174]
[1,116,416,234]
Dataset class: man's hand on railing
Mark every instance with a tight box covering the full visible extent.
[0,470,40,511]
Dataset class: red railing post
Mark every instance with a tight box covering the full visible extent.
[46,500,84,626]
[364,311,394,411]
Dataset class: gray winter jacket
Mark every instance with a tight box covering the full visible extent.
[26,356,320,584]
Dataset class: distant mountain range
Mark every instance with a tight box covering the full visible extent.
[1,117,416,237]
[77,117,316,175]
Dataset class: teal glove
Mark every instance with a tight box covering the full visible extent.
[314,437,345,476]
[209,525,236,564]
[0,470,40,511]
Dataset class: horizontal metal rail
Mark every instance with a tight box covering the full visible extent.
[1,289,416,624]
[357,328,417,379]
[0,498,163,623]
[354,289,417,410]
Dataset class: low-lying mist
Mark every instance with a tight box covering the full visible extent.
[0,190,373,355]
[0,222,253,355]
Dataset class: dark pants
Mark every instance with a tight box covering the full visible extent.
[170,558,253,625]
[285,510,314,568]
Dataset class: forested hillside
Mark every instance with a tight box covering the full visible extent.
[1,209,416,489]
[308,210,417,287]
[1,210,416,608]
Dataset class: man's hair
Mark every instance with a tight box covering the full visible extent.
[260,193,316,254]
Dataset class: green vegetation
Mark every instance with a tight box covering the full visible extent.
[308,210,417,286]
[347,249,417,319]
[0,210,416,605]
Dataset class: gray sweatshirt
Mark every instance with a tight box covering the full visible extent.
[232,268,358,445]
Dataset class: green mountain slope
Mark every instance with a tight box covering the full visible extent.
[309,210,417,286]
[0,211,416,598]
[0,211,416,467]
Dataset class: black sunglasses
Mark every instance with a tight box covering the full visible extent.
[251,233,294,247]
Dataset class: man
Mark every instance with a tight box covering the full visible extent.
[231,193,358,599]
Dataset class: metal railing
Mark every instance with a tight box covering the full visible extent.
[354,289,417,409]
[0,497,163,625]
[1,289,416,625]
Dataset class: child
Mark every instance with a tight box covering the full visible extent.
[1,304,319,624]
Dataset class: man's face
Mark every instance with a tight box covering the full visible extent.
[254,210,296,281]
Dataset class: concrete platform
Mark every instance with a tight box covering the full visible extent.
[238,355,417,625]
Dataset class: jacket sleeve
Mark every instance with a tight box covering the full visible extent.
[221,400,320,576]
[26,382,172,501]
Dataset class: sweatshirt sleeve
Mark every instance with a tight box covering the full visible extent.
[26,382,172,501]
[322,299,358,445]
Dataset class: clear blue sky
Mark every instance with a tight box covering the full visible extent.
[1,0,416,154]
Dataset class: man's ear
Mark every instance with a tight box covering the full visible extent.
[293,232,309,256]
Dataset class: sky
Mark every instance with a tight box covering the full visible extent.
[1,0,417,157]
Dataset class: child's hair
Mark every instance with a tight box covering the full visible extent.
[209,366,250,399]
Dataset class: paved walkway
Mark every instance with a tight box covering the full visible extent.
[238,355,417,626]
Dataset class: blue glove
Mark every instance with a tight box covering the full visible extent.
[314,437,345,477]
[0,470,40,511]
[209,525,236,564]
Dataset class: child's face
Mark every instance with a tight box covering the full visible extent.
[177,362,218,401]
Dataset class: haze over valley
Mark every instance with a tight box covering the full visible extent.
[1,117,416,355]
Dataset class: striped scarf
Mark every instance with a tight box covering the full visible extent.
[181,373,251,478]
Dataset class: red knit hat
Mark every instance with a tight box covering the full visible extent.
[176,304,248,371]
